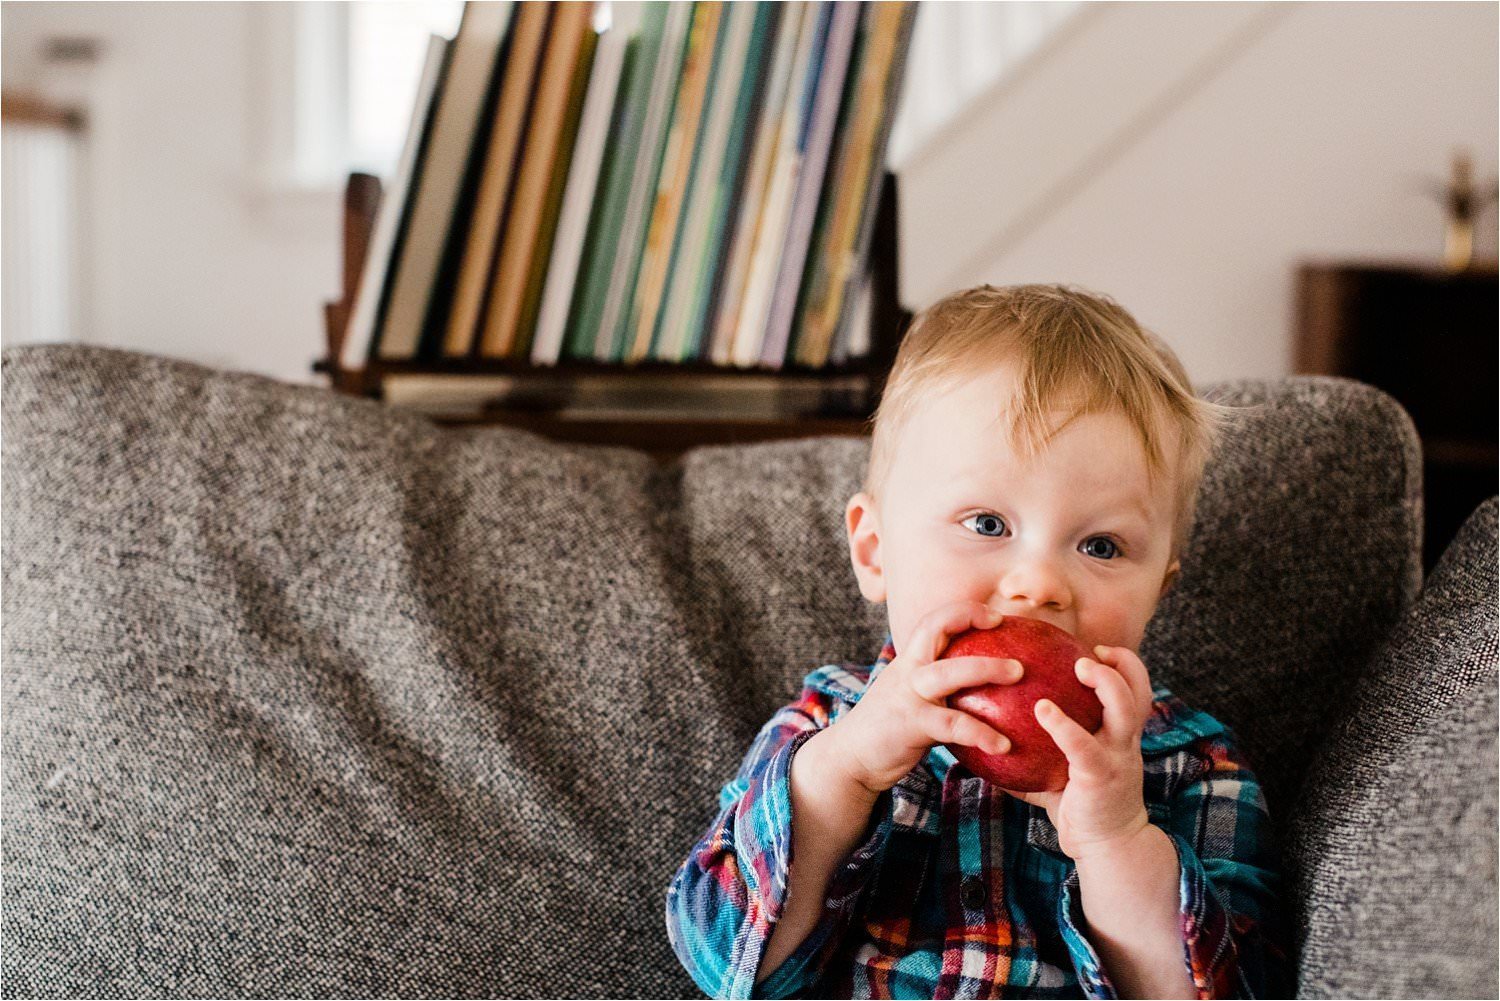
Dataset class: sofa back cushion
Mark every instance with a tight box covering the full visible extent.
[1289,498,1498,999]
[1,345,1420,996]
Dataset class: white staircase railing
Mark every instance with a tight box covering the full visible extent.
[888,1,1085,169]
[893,1,1290,308]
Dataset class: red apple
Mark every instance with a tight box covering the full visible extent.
[940,617,1104,793]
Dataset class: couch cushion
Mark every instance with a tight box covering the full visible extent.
[2,345,1420,996]
[1148,376,1422,816]
[1289,498,1498,999]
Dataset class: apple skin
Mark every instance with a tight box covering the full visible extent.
[940,618,1105,793]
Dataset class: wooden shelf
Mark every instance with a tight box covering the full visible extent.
[1296,258,1498,279]
[421,409,869,461]
[316,170,911,453]
[323,354,879,379]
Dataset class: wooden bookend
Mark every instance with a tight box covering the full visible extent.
[317,172,383,394]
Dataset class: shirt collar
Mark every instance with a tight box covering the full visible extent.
[866,633,897,684]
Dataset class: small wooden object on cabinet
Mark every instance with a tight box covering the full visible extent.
[315,172,910,459]
[1296,260,1498,569]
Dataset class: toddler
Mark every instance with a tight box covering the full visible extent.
[666,285,1287,999]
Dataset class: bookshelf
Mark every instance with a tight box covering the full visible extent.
[1295,260,1498,569]
[314,2,916,455]
[317,169,908,449]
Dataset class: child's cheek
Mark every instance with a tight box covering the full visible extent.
[1079,601,1150,654]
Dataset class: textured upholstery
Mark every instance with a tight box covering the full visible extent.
[1290,498,1499,999]
[0,344,1454,997]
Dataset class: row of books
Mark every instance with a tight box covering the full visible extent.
[340,0,915,374]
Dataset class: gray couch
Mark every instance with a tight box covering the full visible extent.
[2,344,1495,999]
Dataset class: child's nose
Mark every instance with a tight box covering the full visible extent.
[997,558,1071,611]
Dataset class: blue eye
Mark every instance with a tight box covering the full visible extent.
[963,514,1007,538]
[1081,536,1120,560]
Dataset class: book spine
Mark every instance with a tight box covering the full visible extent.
[344,33,451,370]
[707,2,807,367]
[789,0,872,369]
[441,2,551,359]
[561,4,667,361]
[625,1,725,364]
[531,13,629,366]
[685,1,780,363]
[595,2,696,362]
[514,22,599,360]
[758,0,858,370]
[729,2,828,368]
[828,2,917,365]
[796,0,904,369]
[378,2,514,360]
[479,2,595,358]
[651,1,757,363]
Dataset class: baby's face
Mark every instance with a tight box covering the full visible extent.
[846,363,1181,658]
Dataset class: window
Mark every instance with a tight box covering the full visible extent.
[257,1,461,193]
[346,2,464,177]
[265,2,1082,188]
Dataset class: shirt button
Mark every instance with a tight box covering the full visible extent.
[961,876,986,910]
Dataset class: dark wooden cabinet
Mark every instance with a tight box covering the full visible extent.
[1296,261,1498,569]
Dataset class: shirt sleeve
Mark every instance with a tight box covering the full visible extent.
[1056,732,1291,1000]
[664,673,892,999]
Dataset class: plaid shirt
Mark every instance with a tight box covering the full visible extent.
[665,637,1288,999]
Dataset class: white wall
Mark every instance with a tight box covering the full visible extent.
[2,2,340,385]
[907,1,1499,384]
[2,2,1496,387]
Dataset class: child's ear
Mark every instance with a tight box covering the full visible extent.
[1159,558,1181,598]
[845,492,887,604]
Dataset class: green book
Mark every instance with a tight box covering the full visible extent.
[684,1,778,361]
[561,6,668,361]
[600,1,696,361]
[561,37,636,361]
[648,2,742,361]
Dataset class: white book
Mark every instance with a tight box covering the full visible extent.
[377,1,514,359]
[342,33,450,371]
[730,3,824,368]
[529,5,636,366]
[592,1,694,361]
[653,2,758,363]
[708,3,807,366]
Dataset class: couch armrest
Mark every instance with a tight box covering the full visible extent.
[1290,497,1498,999]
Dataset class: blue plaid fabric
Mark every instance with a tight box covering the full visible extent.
[665,637,1289,999]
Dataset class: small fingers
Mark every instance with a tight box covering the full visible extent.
[904,601,1005,666]
[910,656,1022,702]
[1074,658,1138,741]
[922,703,1011,756]
[1091,645,1155,718]
[1034,698,1109,777]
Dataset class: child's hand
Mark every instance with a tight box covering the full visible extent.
[1004,646,1155,860]
[824,602,1023,796]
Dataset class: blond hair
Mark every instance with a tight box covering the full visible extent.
[864,284,1235,555]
